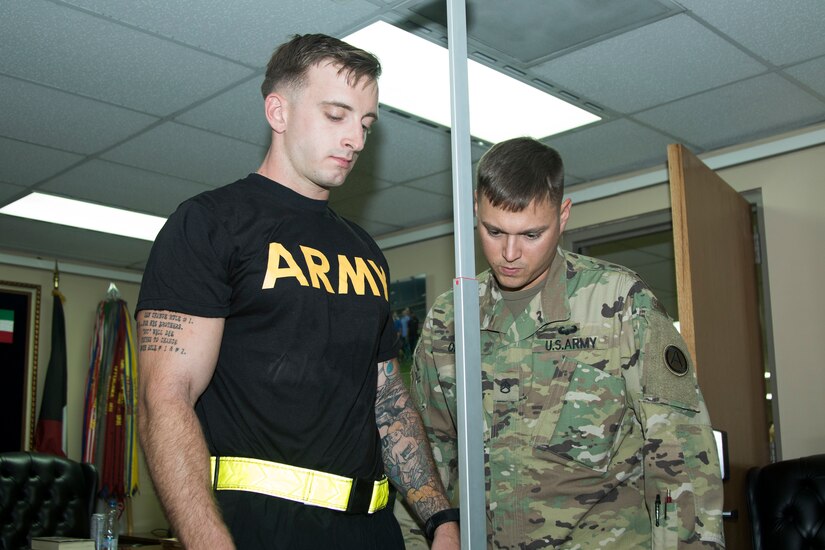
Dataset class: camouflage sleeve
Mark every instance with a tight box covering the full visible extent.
[625,284,726,549]
[410,300,460,505]
[395,301,460,549]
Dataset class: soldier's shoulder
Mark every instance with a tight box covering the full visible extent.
[431,287,455,310]
[567,251,675,319]
[563,249,641,280]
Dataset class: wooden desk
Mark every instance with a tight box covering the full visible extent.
[119,533,179,549]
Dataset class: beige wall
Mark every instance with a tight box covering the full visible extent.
[2,136,822,533]
[384,142,825,461]
[383,233,489,312]
[0,263,167,534]
[721,145,825,460]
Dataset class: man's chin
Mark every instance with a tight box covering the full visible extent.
[494,273,527,292]
[319,172,351,189]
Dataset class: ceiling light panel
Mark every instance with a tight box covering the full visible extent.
[344,21,600,143]
[0,192,166,241]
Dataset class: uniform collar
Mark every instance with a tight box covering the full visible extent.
[479,247,572,334]
[539,247,572,325]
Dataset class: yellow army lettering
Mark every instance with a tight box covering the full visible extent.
[261,242,388,299]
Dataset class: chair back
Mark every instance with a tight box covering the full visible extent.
[746,453,825,550]
[0,452,97,550]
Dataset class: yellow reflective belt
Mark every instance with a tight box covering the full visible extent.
[209,456,389,514]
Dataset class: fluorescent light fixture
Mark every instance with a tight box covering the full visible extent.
[0,192,166,241]
[344,21,600,143]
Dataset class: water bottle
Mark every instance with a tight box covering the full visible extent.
[90,513,106,550]
[102,500,119,550]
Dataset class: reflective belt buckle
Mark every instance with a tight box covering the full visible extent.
[210,456,389,515]
[346,475,388,514]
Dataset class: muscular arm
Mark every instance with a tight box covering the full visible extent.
[137,310,232,550]
[376,359,459,548]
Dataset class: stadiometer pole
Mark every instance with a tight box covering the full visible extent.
[446,0,485,548]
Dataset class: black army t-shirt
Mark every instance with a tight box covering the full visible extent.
[137,173,399,482]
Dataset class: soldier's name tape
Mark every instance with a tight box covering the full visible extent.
[210,456,389,514]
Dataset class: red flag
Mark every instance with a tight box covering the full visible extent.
[34,290,67,456]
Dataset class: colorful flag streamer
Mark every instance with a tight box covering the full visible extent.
[82,283,139,511]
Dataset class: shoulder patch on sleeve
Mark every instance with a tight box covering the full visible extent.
[664,345,689,376]
[640,309,700,412]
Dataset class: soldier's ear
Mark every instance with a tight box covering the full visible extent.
[264,93,288,134]
[559,198,572,233]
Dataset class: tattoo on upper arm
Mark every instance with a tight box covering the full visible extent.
[138,312,192,355]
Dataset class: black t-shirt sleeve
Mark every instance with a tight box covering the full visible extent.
[137,199,234,318]
[377,311,400,363]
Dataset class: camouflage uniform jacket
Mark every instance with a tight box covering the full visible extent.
[410,249,725,549]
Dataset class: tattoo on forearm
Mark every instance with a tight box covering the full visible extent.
[138,311,191,355]
[376,360,448,520]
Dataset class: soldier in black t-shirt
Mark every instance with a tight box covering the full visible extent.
[136,34,459,550]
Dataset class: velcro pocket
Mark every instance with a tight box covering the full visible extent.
[533,361,627,471]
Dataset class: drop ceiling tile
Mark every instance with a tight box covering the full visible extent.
[0,0,254,116]
[413,0,678,63]
[335,185,454,228]
[40,160,213,217]
[0,216,153,270]
[101,122,267,186]
[545,119,675,181]
[61,0,381,66]
[405,170,454,197]
[0,183,28,205]
[0,76,158,154]
[680,0,825,66]
[176,78,270,146]
[533,14,766,112]
[635,74,825,151]
[353,116,454,183]
[0,138,83,186]
[785,56,825,97]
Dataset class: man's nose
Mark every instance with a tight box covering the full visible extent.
[503,235,520,262]
[343,122,366,152]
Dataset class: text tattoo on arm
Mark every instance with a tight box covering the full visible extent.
[138,311,193,355]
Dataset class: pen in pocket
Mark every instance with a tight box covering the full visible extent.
[655,493,661,526]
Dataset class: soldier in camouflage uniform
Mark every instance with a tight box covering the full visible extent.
[396,137,725,548]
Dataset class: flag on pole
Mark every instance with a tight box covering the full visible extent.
[0,309,13,344]
[34,287,68,456]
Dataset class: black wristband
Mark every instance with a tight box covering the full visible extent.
[424,507,460,540]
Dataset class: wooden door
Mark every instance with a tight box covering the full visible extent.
[668,144,770,550]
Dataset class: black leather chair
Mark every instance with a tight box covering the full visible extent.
[746,453,825,549]
[0,452,97,550]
